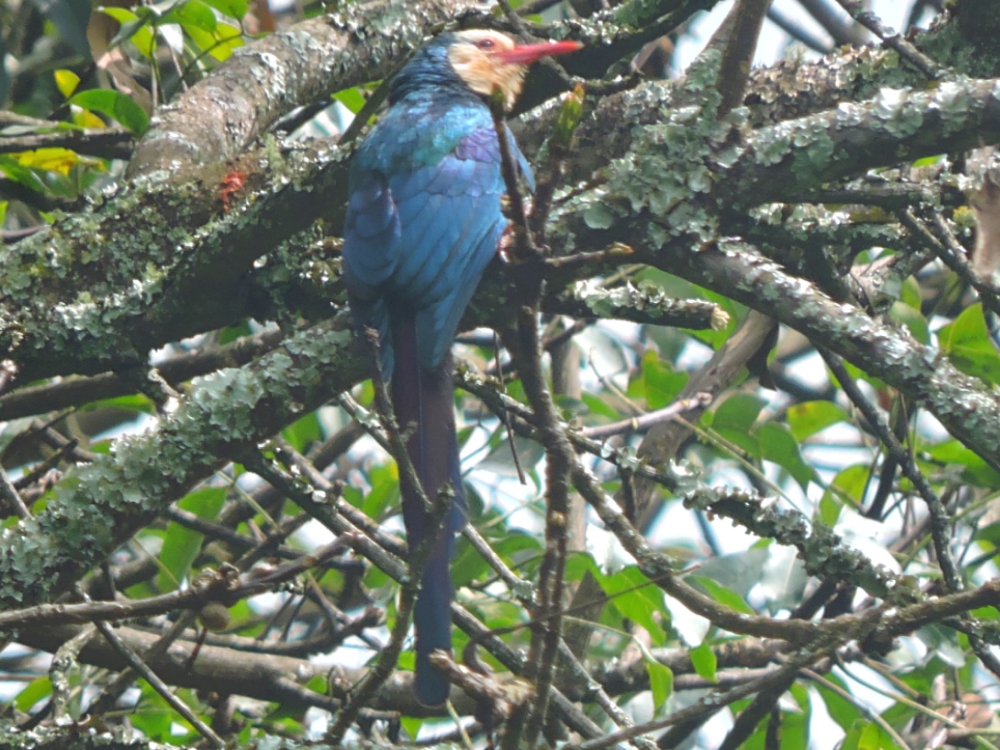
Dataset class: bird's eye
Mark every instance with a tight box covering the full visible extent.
[477,38,495,50]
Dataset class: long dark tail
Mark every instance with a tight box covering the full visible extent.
[391,318,464,706]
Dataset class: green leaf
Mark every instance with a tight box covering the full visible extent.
[599,565,668,646]
[937,303,1000,386]
[840,720,864,750]
[157,487,227,591]
[685,287,741,349]
[710,393,766,432]
[70,89,150,136]
[971,605,1000,620]
[975,521,1000,547]
[755,422,815,489]
[925,438,1000,487]
[890,301,929,344]
[101,7,157,59]
[642,351,687,409]
[400,717,423,742]
[900,275,923,310]
[857,721,903,750]
[839,359,888,391]
[786,400,850,441]
[0,155,49,193]
[360,462,399,521]
[162,0,218,31]
[779,704,809,750]
[0,201,7,227]
[333,87,367,114]
[15,677,52,712]
[81,393,156,415]
[818,490,842,527]
[584,203,614,229]
[689,641,717,681]
[201,0,247,20]
[183,21,241,61]
[282,412,322,453]
[492,531,545,560]
[580,392,620,420]
[829,463,872,508]
[646,659,673,712]
[713,426,760,459]
[690,576,755,615]
[130,681,174,740]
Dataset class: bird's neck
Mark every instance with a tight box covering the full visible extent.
[389,56,481,107]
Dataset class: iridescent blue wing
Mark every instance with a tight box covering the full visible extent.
[344,109,530,374]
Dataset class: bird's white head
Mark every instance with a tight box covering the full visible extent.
[447,30,580,110]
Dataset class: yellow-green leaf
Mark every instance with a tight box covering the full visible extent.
[690,642,717,681]
[70,89,149,135]
[937,303,1000,386]
[71,106,107,129]
[157,487,227,591]
[13,147,79,175]
[15,677,52,712]
[646,659,673,712]
[54,69,80,98]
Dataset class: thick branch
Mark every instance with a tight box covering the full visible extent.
[0,318,364,608]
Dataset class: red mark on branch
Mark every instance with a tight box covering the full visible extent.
[219,170,247,213]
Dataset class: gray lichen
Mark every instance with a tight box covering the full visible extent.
[0,321,362,610]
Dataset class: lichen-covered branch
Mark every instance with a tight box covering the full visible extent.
[681,488,913,603]
[0,318,364,608]
[128,0,491,177]
[648,243,1000,473]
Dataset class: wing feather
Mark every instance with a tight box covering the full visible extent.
[344,102,535,374]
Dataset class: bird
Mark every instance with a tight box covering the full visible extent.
[342,29,580,705]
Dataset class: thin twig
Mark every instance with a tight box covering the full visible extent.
[13,439,76,490]
[458,370,679,490]
[489,89,536,260]
[506,276,574,745]
[48,624,96,725]
[571,465,827,644]
[0,128,133,159]
[896,209,1000,318]
[94,616,226,747]
[542,244,634,271]
[1,543,345,630]
[580,393,712,439]
[563,652,817,750]
[326,483,453,741]
[243,450,408,573]
[74,583,225,748]
[463,523,654,749]
[718,668,798,750]
[713,0,773,116]
[0,359,16,396]
[818,347,961,591]
[85,611,200,719]
[494,331,527,484]
[0,464,31,520]
[529,84,585,243]
[832,0,944,79]
[799,666,913,750]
